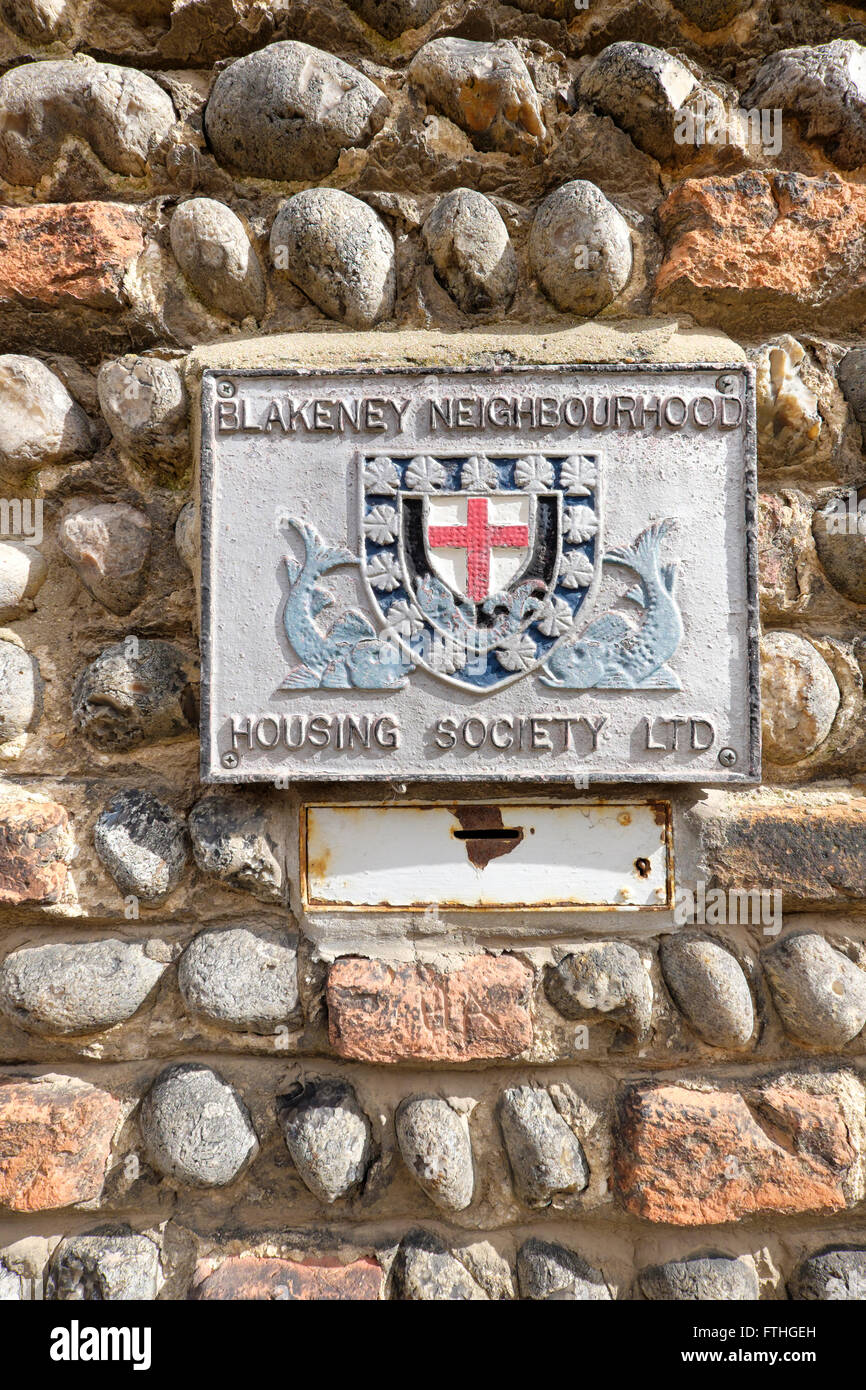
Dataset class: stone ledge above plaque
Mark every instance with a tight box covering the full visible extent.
[199,360,758,785]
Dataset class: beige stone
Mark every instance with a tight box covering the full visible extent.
[761,631,840,763]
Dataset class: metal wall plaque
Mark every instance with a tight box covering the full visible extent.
[302,801,673,911]
[200,365,758,784]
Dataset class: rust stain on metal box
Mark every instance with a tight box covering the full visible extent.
[451,804,525,869]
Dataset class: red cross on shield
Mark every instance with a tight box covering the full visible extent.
[425,494,532,601]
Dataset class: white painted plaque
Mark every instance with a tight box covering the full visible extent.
[200,365,759,784]
[302,801,672,910]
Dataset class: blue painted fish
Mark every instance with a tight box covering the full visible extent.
[540,520,682,689]
[280,518,409,689]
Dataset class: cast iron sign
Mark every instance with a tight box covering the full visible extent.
[200,365,758,783]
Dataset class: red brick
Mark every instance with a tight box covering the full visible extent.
[614,1078,855,1226]
[0,1074,121,1212]
[0,796,74,905]
[0,202,143,311]
[327,954,533,1063]
[655,171,866,328]
[192,1256,383,1300]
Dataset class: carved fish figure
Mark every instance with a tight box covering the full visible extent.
[280,518,409,689]
[540,520,682,689]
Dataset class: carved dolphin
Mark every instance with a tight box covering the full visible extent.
[540,520,682,689]
[280,518,409,690]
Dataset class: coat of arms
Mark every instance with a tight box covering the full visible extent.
[359,452,603,691]
[277,450,683,694]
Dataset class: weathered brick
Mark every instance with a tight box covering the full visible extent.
[0,1074,121,1212]
[0,796,74,905]
[0,202,143,311]
[614,1077,856,1225]
[327,955,533,1063]
[192,1255,382,1300]
[698,800,866,908]
[655,172,866,330]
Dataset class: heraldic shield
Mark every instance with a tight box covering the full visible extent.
[360,452,604,692]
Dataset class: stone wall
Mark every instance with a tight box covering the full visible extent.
[2,0,866,1302]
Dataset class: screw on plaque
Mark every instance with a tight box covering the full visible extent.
[718,747,737,766]
[716,374,737,394]
[217,380,236,398]
[221,751,239,768]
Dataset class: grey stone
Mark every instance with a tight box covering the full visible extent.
[0,59,175,184]
[0,1260,23,1300]
[94,789,189,903]
[763,931,866,1047]
[0,355,94,480]
[188,795,284,904]
[279,1079,372,1204]
[422,189,517,314]
[790,1247,866,1300]
[639,1253,759,1301]
[673,0,751,28]
[392,1231,488,1300]
[659,932,755,1048]
[270,188,396,330]
[743,40,866,170]
[346,0,440,39]
[408,38,545,154]
[544,942,653,1040]
[837,347,866,423]
[204,41,390,181]
[395,1095,474,1211]
[170,199,266,323]
[58,502,151,616]
[579,42,702,163]
[0,938,166,1036]
[517,1238,612,1300]
[97,355,189,468]
[0,543,47,622]
[760,632,839,763]
[47,1229,162,1300]
[72,639,197,750]
[140,1063,258,1187]
[178,925,299,1033]
[529,180,632,316]
[498,1086,588,1207]
[813,486,866,605]
[0,639,42,742]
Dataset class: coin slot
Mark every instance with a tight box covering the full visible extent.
[453,827,521,841]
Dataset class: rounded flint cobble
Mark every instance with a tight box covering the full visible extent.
[94,789,188,903]
[139,1063,259,1188]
